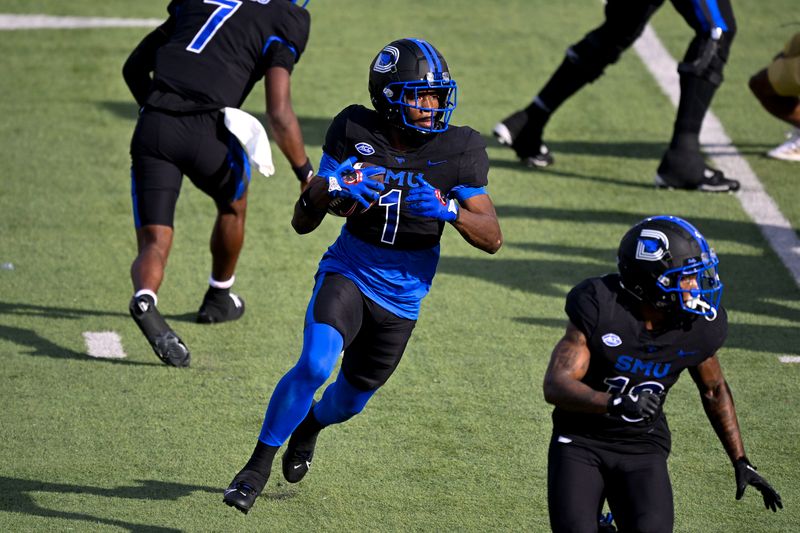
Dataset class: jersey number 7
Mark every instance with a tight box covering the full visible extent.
[186,0,243,54]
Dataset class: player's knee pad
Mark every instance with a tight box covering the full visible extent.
[678,30,735,87]
[567,28,631,83]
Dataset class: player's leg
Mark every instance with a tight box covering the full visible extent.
[547,435,607,532]
[495,0,664,168]
[187,114,252,324]
[750,33,800,161]
[281,295,416,483]
[224,273,363,513]
[129,112,190,367]
[656,0,739,191]
[749,69,800,127]
[280,371,374,483]
[605,449,673,533]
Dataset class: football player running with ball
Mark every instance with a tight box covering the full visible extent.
[223,38,502,514]
[543,216,782,532]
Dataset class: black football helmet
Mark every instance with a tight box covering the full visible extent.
[617,216,723,319]
[368,38,457,134]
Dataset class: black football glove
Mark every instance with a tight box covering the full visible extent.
[607,389,662,421]
[734,457,783,512]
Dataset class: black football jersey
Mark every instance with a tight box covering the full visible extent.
[553,274,728,451]
[146,0,310,112]
[323,105,489,250]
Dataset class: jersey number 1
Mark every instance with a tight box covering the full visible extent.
[186,0,243,54]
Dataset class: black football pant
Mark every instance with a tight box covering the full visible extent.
[548,434,673,533]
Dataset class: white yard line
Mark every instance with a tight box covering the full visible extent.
[634,24,800,289]
[83,331,127,359]
[0,14,161,30]
[778,356,800,364]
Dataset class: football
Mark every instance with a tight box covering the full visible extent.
[327,161,386,217]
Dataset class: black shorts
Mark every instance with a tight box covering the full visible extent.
[309,273,416,391]
[547,432,674,533]
[129,108,250,228]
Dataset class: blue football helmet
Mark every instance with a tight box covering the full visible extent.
[617,215,723,319]
[368,38,457,134]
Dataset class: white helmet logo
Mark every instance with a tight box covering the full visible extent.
[373,46,400,73]
[635,229,669,261]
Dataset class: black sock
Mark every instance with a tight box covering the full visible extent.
[236,441,279,490]
[671,74,718,152]
[293,406,325,440]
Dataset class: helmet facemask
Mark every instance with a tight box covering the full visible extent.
[382,75,457,134]
[655,250,722,319]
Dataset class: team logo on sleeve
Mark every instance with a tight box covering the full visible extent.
[635,229,669,261]
[602,333,622,347]
[355,142,375,156]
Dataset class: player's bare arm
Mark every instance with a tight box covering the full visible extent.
[450,194,503,254]
[689,354,746,462]
[543,321,609,413]
[265,66,312,189]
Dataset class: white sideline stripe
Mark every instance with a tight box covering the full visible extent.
[83,331,127,359]
[0,14,161,30]
[779,356,800,364]
[633,25,800,289]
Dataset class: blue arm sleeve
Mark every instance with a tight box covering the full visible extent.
[450,185,487,202]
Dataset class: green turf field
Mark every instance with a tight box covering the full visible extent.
[1,1,798,531]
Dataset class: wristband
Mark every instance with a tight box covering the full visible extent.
[292,159,315,182]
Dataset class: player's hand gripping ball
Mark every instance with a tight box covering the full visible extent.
[327,159,386,217]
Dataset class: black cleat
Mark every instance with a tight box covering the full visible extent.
[521,143,554,168]
[282,403,324,483]
[129,295,190,367]
[196,287,245,324]
[223,478,261,515]
[494,111,554,168]
[655,149,739,193]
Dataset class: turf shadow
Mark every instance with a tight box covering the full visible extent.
[0,301,128,321]
[0,324,155,366]
[0,476,216,532]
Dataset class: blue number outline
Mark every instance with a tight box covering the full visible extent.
[186,0,243,54]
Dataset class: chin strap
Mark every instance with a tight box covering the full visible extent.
[685,296,718,320]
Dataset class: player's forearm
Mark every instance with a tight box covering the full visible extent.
[543,373,610,413]
[267,107,309,168]
[701,379,746,463]
[450,209,502,254]
[291,178,328,234]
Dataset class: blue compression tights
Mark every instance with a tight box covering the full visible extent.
[258,322,376,446]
